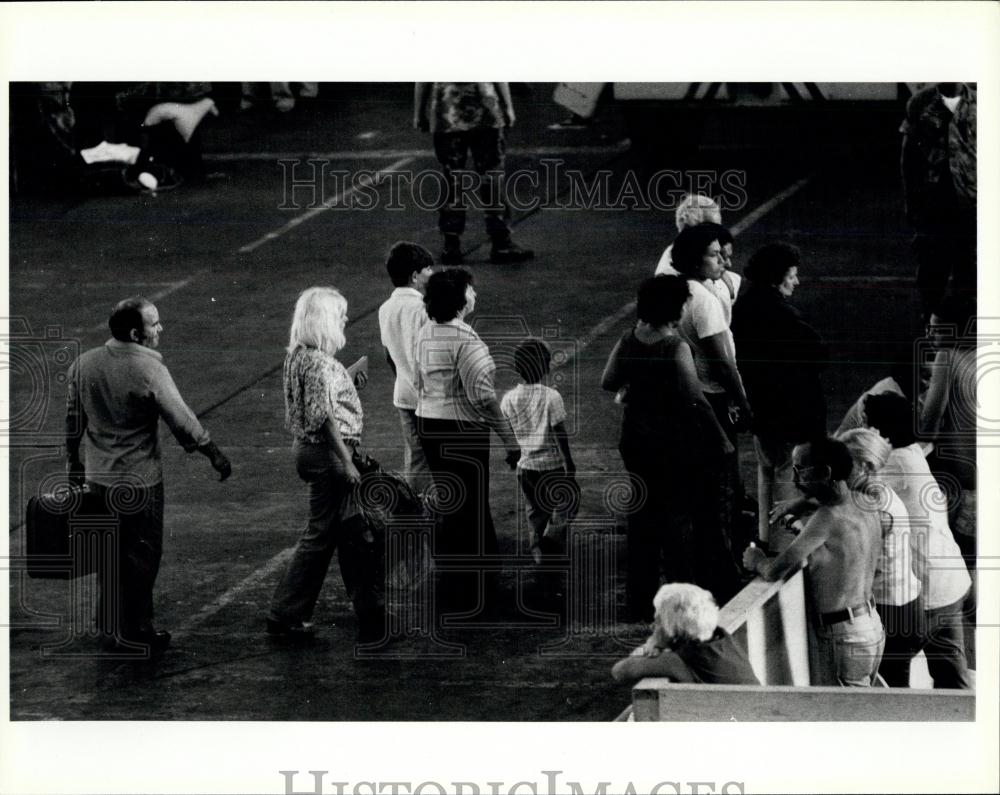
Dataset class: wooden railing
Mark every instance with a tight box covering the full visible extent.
[630,682,975,721]
[619,568,975,721]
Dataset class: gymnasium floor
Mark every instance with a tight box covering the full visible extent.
[6,83,940,720]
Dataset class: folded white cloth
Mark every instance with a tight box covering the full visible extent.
[79,141,141,165]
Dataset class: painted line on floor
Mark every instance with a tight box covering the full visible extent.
[173,547,295,636]
[553,301,638,373]
[237,155,416,254]
[81,155,416,328]
[75,142,630,324]
[206,140,631,163]
[85,277,202,332]
[552,174,814,372]
[729,176,811,237]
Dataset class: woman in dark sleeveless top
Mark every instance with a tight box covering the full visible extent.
[602,275,737,621]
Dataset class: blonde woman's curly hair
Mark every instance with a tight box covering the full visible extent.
[652,582,719,646]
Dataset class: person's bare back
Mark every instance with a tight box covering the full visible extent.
[801,500,881,613]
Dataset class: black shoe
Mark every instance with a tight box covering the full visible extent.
[440,235,463,265]
[265,617,316,639]
[489,241,534,264]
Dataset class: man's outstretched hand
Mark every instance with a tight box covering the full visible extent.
[199,441,232,481]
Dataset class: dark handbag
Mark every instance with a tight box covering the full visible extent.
[25,483,114,580]
[350,450,435,593]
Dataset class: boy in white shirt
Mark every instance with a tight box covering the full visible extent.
[377,241,434,493]
[500,338,578,563]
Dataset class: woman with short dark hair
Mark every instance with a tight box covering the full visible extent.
[414,268,520,616]
[602,275,739,620]
[731,242,829,547]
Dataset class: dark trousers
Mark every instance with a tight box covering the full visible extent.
[924,594,973,689]
[418,418,499,613]
[690,453,744,607]
[270,441,383,625]
[876,594,972,689]
[876,597,928,687]
[912,213,976,319]
[619,445,696,622]
[433,128,511,241]
[95,481,165,639]
[703,391,748,561]
[619,437,741,620]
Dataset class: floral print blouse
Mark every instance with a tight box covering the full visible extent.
[283,345,362,444]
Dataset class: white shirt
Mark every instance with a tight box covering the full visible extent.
[941,94,963,114]
[678,279,734,394]
[654,245,678,276]
[500,383,567,471]
[881,443,971,610]
[655,246,740,324]
[710,271,741,326]
[378,287,427,410]
[871,485,922,607]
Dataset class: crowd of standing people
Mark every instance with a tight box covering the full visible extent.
[61,82,977,692]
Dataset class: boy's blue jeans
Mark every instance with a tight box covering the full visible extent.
[813,609,886,687]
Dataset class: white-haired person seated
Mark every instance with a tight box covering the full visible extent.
[611,583,759,685]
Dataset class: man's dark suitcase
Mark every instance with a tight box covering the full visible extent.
[25,483,115,580]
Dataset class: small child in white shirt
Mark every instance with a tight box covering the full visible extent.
[500,338,578,563]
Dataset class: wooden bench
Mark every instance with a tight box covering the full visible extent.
[620,568,975,721]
